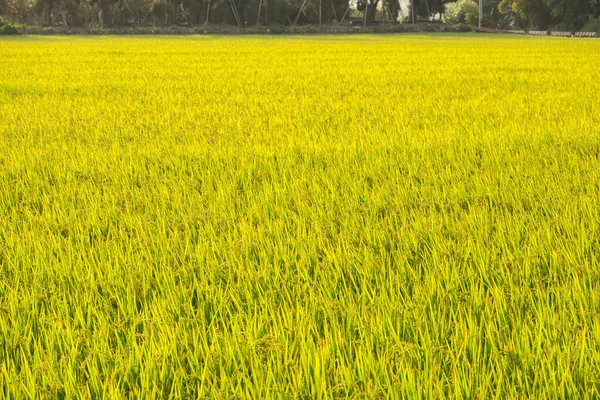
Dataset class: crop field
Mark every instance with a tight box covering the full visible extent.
[1,34,600,398]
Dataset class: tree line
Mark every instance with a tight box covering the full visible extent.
[0,0,598,31]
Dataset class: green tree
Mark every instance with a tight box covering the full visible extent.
[481,0,511,28]
[444,0,478,25]
[545,0,600,31]
[121,0,154,26]
[412,0,451,19]
[498,0,552,29]
[88,0,119,27]
[180,0,203,24]
[383,0,400,22]
[356,0,379,21]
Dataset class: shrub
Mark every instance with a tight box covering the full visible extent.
[0,24,21,35]
[444,0,479,26]
[580,17,600,34]
[455,22,472,32]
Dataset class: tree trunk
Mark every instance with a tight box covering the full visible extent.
[366,0,378,21]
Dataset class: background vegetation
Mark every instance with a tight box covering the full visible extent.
[0,0,599,31]
[1,34,600,398]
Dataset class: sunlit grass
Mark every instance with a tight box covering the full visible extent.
[1,34,600,398]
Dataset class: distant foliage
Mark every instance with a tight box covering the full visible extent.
[444,0,479,25]
[0,0,349,27]
[0,21,20,33]
[581,16,600,32]
[499,0,599,30]
[0,0,597,27]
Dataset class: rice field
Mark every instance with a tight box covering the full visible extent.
[1,34,600,398]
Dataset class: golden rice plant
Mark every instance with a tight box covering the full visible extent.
[0,34,599,398]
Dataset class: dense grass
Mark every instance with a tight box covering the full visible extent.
[1,34,600,398]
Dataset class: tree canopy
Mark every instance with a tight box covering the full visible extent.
[0,0,598,31]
